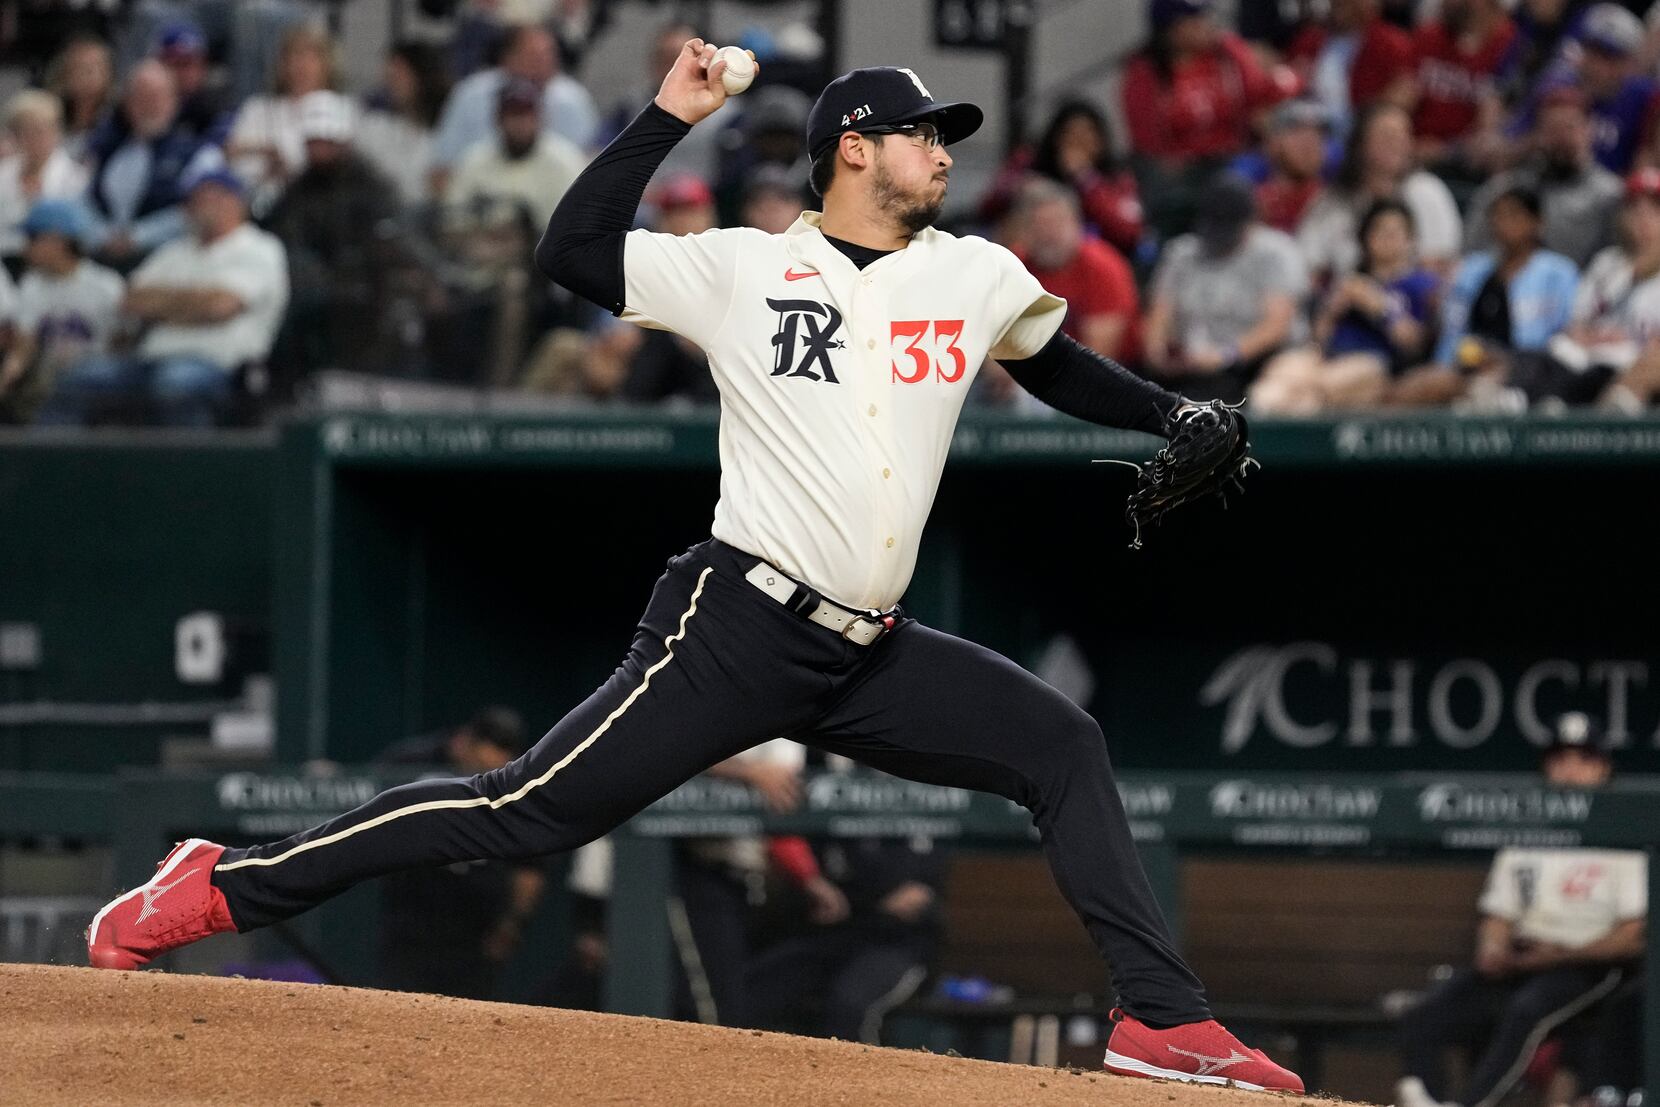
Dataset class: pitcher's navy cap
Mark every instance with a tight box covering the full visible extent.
[806,67,982,160]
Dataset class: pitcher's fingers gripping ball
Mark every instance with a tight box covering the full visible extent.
[713,46,755,94]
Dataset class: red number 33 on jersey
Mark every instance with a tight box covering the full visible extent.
[890,320,967,384]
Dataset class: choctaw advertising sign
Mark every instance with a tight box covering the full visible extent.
[1093,641,1660,773]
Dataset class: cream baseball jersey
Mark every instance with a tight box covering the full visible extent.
[621,210,1065,610]
[1478,847,1648,949]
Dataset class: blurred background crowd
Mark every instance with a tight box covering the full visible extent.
[9,0,1660,424]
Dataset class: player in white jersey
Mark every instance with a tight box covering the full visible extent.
[1398,715,1646,1107]
[86,41,1301,1090]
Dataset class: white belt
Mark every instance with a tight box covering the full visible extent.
[742,563,897,646]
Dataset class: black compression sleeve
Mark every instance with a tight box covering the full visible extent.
[1000,329,1182,436]
[534,102,691,314]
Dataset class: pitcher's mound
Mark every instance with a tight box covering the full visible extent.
[1,963,1337,1106]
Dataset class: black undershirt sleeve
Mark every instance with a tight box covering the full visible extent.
[534,102,691,314]
[999,329,1182,437]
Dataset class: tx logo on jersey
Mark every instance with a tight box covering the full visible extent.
[768,297,846,383]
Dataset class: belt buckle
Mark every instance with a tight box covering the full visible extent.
[842,608,898,643]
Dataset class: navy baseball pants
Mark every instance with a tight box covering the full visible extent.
[212,538,1210,1025]
[1401,964,1629,1107]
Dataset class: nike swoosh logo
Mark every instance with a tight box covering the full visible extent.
[136,867,200,923]
[784,268,821,282]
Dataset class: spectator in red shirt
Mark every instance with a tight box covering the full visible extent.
[978,100,1143,259]
[1288,0,1418,135]
[1010,179,1141,365]
[1122,0,1293,239]
[1257,99,1332,233]
[1412,0,1519,174]
[1121,0,1286,164]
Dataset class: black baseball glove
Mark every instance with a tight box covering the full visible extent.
[1120,400,1257,549]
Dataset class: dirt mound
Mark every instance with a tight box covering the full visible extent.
[1,964,1336,1106]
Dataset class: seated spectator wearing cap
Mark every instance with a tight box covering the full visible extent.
[1253,199,1438,412]
[978,99,1144,259]
[264,92,425,384]
[82,60,221,269]
[1298,102,1463,285]
[1285,0,1418,138]
[438,78,588,385]
[1515,4,1655,174]
[429,23,598,198]
[1411,0,1520,178]
[1467,89,1621,267]
[0,201,124,423]
[1390,185,1578,407]
[356,41,453,208]
[154,20,234,149]
[448,77,587,235]
[1121,0,1293,238]
[1141,174,1309,403]
[1255,100,1333,234]
[227,23,343,213]
[1009,180,1140,365]
[1558,4,1656,174]
[0,90,90,266]
[38,169,288,427]
[1396,713,1644,1107]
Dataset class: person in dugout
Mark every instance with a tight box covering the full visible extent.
[1396,713,1646,1107]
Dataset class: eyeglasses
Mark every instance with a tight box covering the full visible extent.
[858,122,945,151]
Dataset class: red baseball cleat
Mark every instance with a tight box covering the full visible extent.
[86,838,236,970]
[1103,1010,1305,1092]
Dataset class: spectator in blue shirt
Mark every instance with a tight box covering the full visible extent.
[1253,198,1439,412]
[1512,3,1658,173]
[1573,4,1658,174]
[81,59,221,270]
[1392,186,1579,405]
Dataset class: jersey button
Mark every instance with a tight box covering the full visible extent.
[866,339,875,350]
[885,537,895,548]
[882,467,891,479]
[867,404,877,416]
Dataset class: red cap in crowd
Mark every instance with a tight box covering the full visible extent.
[1626,167,1660,200]
[653,175,714,211]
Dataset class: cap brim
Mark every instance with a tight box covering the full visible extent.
[893,100,984,149]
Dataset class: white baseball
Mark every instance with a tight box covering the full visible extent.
[714,46,755,96]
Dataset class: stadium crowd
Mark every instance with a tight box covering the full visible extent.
[6,0,1660,425]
